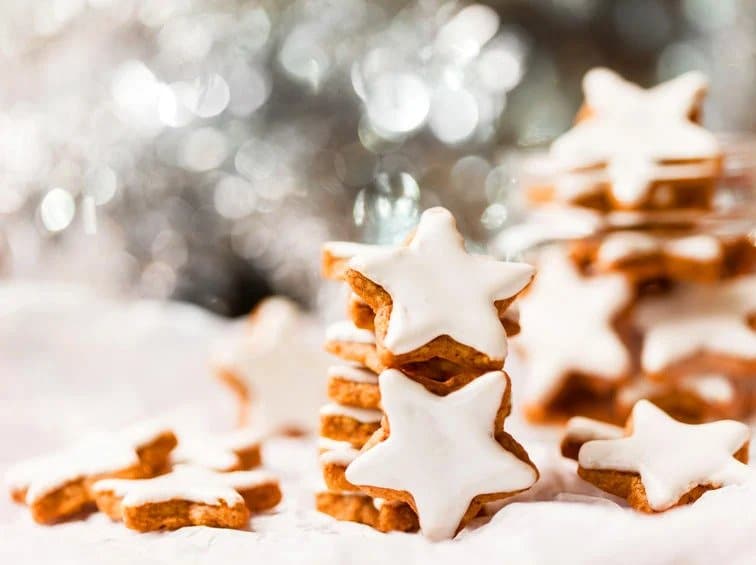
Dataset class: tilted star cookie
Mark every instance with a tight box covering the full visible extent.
[346,207,534,371]
[93,465,281,531]
[5,422,177,524]
[345,370,538,540]
[515,247,633,422]
[548,68,721,210]
[635,274,756,378]
[577,400,752,512]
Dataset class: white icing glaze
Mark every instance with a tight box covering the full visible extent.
[635,275,756,373]
[325,321,376,344]
[172,428,261,472]
[327,365,378,384]
[317,437,354,451]
[345,370,537,540]
[564,417,624,443]
[319,402,382,423]
[372,497,385,510]
[550,68,720,206]
[319,446,360,467]
[5,421,171,503]
[578,400,752,511]
[596,232,721,266]
[348,207,534,360]
[515,247,632,404]
[93,465,277,507]
[210,296,331,434]
[323,242,389,259]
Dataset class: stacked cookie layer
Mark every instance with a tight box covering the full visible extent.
[515,67,756,425]
[318,207,539,540]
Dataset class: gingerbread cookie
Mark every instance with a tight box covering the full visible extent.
[346,207,533,371]
[173,428,262,472]
[576,400,752,512]
[320,441,361,492]
[560,416,624,460]
[324,321,385,374]
[345,370,538,540]
[93,465,281,531]
[5,422,176,524]
[635,274,756,378]
[615,374,747,424]
[516,247,633,422]
[321,242,389,281]
[319,402,383,448]
[314,491,418,533]
[347,293,376,330]
[541,68,722,211]
[327,365,380,410]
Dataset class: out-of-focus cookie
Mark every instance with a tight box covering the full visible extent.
[635,274,756,379]
[324,321,384,374]
[5,422,176,524]
[327,365,380,410]
[534,68,722,212]
[346,207,533,372]
[346,370,538,540]
[93,465,281,531]
[314,491,419,533]
[173,428,262,472]
[560,416,624,460]
[516,247,633,423]
[576,400,751,512]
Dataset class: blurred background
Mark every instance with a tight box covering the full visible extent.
[1,0,753,317]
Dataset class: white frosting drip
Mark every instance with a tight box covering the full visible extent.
[550,68,720,206]
[564,417,624,443]
[596,232,722,266]
[93,465,277,507]
[348,207,534,359]
[579,401,752,511]
[636,275,756,372]
[319,402,382,423]
[327,365,378,384]
[4,421,171,503]
[325,321,376,344]
[346,370,537,541]
[516,248,632,404]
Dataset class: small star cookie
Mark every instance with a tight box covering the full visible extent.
[93,465,281,531]
[635,274,756,378]
[5,422,177,524]
[577,400,752,512]
[345,370,538,540]
[548,68,722,210]
[346,207,534,371]
[515,247,633,421]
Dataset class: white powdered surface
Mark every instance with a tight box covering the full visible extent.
[2,282,756,564]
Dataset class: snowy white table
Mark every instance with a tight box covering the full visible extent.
[1,282,755,564]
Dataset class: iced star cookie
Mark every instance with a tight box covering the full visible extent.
[5,422,176,524]
[173,428,262,472]
[324,321,385,374]
[345,370,538,540]
[532,68,722,211]
[576,400,752,512]
[635,274,756,378]
[615,374,747,425]
[346,207,534,371]
[212,296,330,433]
[327,365,381,410]
[570,231,756,284]
[93,465,281,531]
[315,491,419,533]
[322,242,390,281]
[515,247,633,422]
[319,402,383,448]
[560,416,624,460]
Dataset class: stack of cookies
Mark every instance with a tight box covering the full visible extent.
[317,207,539,540]
[512,67,756,425]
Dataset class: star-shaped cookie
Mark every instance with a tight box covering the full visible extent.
[345,370,538,540]
[635,274,756,377]
[551,68,721,208]
[577,400,752,512]
[346,207,534,370]
[515,248,632,419]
